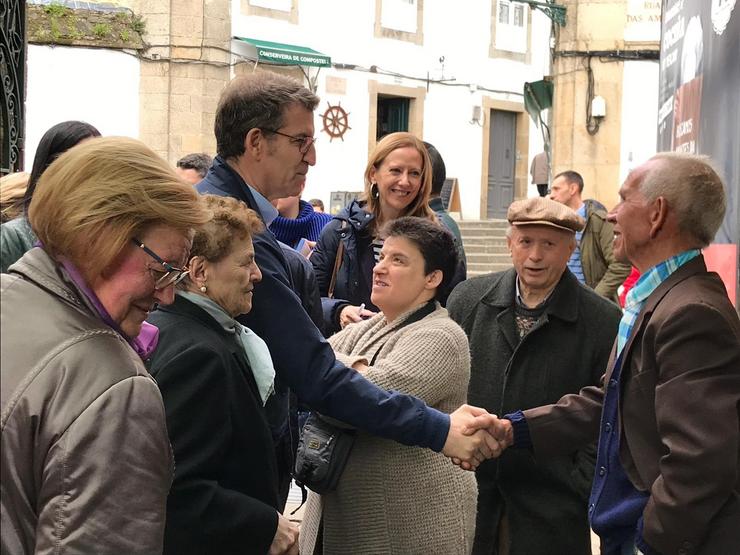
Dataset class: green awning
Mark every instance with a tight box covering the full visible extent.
[233,37,331,68]
[524,80,554,127]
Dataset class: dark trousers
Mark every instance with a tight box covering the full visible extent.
[536,183,549,197]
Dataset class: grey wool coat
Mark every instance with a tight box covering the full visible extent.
[447,268,621,555]
[300,303,478,555]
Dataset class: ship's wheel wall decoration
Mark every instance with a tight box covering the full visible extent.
[322,102,351,141]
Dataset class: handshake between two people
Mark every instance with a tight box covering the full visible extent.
[442,405,515,470]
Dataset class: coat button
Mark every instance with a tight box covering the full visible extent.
[609,379,618,388]
[678,550,687,555]
[588,504,594,514]
[682,541,693,549]
[604,422,612,433]
[598,466,606,476]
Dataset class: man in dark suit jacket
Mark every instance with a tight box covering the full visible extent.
[195,71,501,524]
[491,153,740,555]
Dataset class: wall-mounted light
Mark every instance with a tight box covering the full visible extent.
[585,56,605,135]
[591,95,606,119]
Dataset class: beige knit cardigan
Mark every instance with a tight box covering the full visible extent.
[300,303,477,555]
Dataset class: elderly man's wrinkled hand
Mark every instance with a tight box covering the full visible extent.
[488,415,514,448]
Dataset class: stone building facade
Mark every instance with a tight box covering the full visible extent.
[549,0,660,208]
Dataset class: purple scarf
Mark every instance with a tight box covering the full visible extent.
[59,258,159,360]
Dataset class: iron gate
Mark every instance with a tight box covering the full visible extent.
[1,0,25,175]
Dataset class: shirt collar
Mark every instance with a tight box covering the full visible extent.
[247,185,279,226]
[625,249,701,308]
[515,275,555,309]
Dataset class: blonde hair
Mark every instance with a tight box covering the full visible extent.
[0,172,29,223]
[28,136,211,278]
[363,132,436,231]
[191,195,264,262]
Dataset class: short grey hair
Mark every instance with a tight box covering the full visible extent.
[215,71,319,159]
[641,152,726,246]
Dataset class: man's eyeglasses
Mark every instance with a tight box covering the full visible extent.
[131,238,189,290]
[261,128,316,154]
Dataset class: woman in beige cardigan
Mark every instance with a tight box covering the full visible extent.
[300,217,477,555]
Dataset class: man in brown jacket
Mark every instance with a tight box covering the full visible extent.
[550,170,631,304]
[493,153,740,555]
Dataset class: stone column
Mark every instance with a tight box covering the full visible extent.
[551,0,628,207]
[138,0,230,164]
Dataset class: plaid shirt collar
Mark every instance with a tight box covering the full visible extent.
[616,249,701,355]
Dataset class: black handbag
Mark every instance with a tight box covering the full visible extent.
[293,300,437,494]
[293,413,356,494]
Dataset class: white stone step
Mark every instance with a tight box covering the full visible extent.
[467,253,512,264]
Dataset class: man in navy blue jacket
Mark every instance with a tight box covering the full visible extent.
[196,71,499,552]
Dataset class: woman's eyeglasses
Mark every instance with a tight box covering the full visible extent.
[131,238,189,290]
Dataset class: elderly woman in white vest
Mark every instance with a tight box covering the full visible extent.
[301,216,477,555]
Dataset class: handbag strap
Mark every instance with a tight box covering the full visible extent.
[369,300,437,366]
[327,222,347,299]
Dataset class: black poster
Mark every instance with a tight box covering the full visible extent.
[658,0,739,246]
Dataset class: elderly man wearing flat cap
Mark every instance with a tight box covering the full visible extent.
[448,197,621,555]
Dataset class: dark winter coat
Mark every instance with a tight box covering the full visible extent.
[448,268,621,555]
[147,295,280,555]
[310,200,378,334]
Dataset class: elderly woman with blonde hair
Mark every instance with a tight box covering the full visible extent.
[0,137,210,554]
[147,194,299,555]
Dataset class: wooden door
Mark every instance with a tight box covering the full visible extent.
[486,110,516,218]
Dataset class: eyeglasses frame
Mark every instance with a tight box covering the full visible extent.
[260,128,316,154]
[131,238,189,290]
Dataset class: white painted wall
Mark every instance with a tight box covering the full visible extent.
[231,0,551,219]
[24,45,140,169]
[619,60,660,185]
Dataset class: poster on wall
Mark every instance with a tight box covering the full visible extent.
[657,0,739,299]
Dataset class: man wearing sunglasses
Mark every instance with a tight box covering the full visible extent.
[195,71,500,550]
